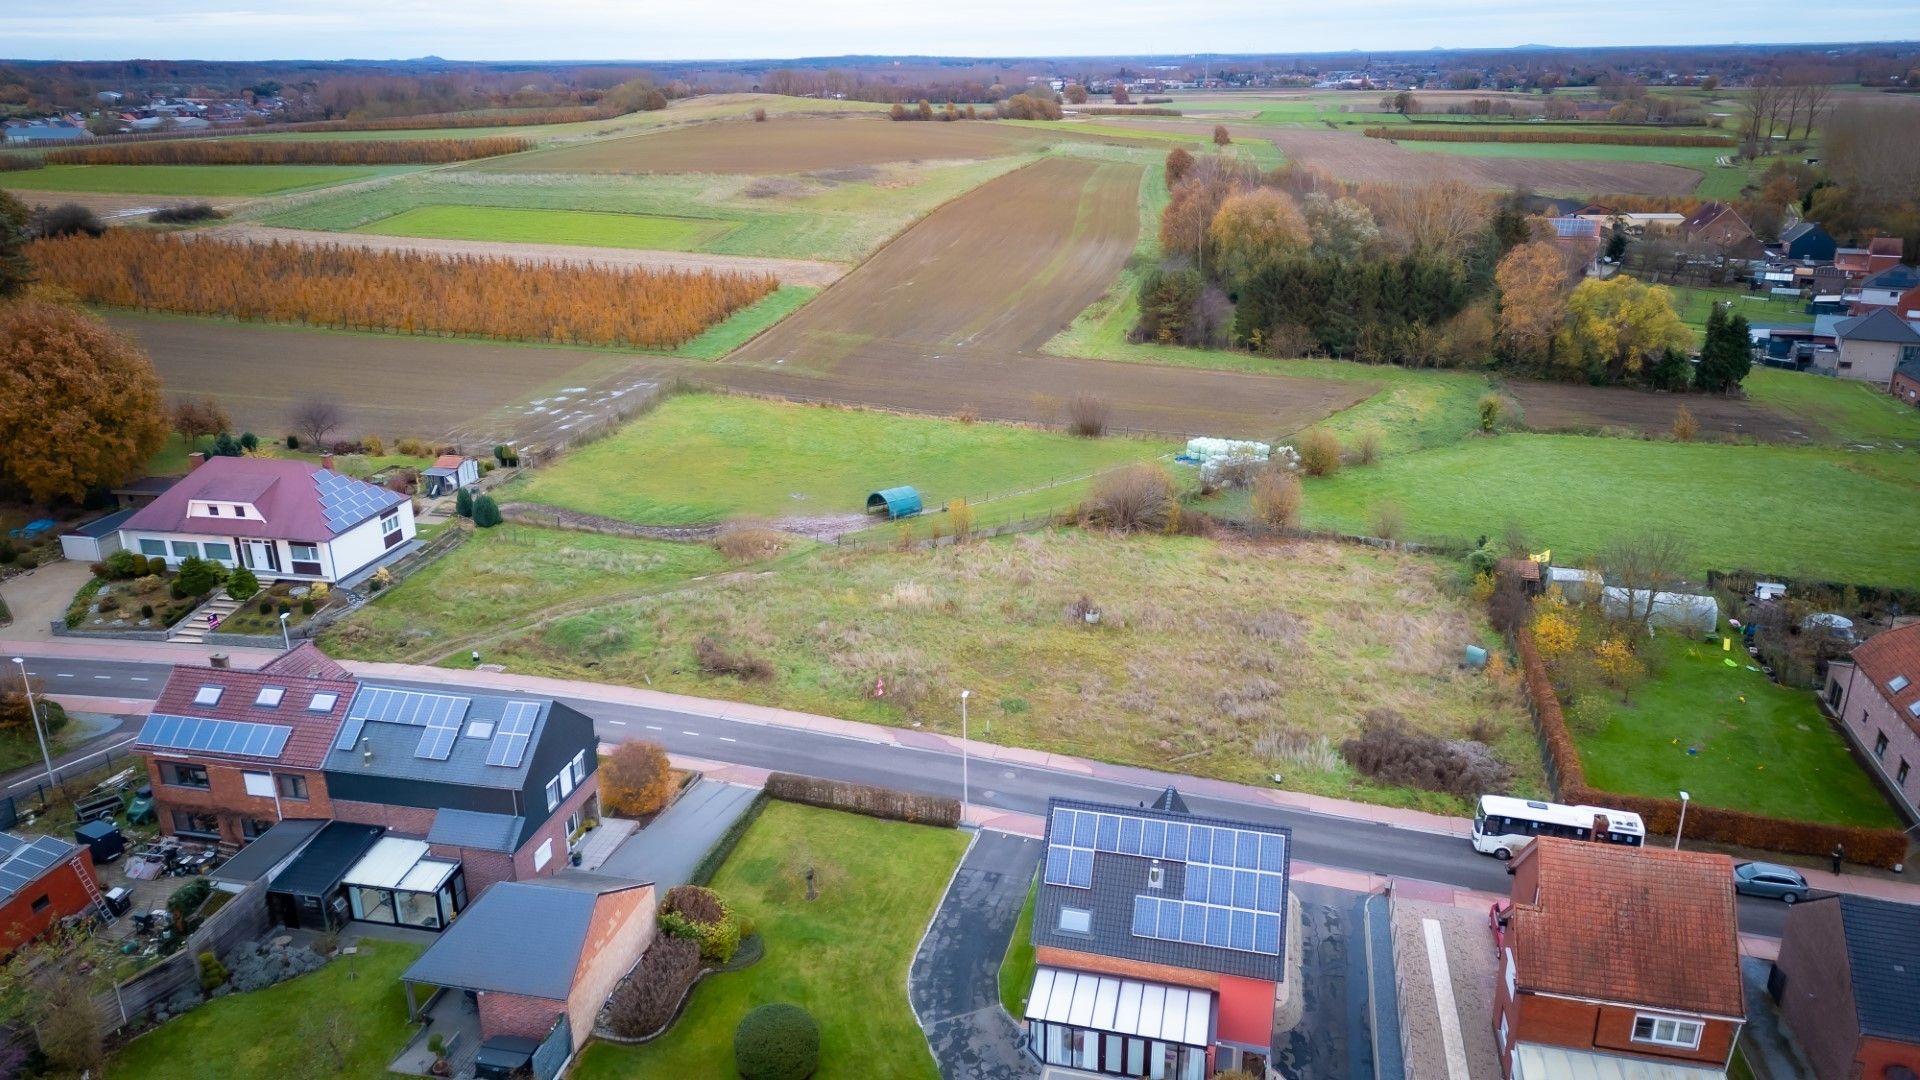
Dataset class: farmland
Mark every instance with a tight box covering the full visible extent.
[1266,129,1703,196]
[1388,139,1757,199]
[3,163,397,196]
[351,205,740,250]
[1503,381,1812,441]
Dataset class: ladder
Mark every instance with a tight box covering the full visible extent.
[70,851,113,923]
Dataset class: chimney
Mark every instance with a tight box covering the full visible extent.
[360,738,373,766]
[320,453,334,472]
[187,452,205,472]
[209,653,230,670]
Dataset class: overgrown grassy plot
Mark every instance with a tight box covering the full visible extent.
[571,802,966,1080]
[352,205,740,250]
[1744,367,1920,446]
[1575,630,1899,827]
[502,394,1171,525]
[109,941,424,1079]
[474,530,1536,809]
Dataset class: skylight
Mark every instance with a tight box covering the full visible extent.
[467,721,495,739]
[254,686,285,708]
[1891,675,1911,694]
[308,692,339,712]
[193,686,223,706]
[1909,701,1920,720]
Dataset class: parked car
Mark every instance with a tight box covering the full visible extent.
[1733,861,1809,903]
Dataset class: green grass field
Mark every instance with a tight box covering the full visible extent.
[1745,368,1920,445]
[571,802,965,1080]
[1576,629,1900,827]
[999,877,1038,1016]
[1389,140,1755,198]
[1669,286,1812,337]
[1299,435,1920,586]
[5,164,398,196]
[675,286,819,360]
[110,941,423,1079]
[503,394,1172,525]
[350,204,740,249]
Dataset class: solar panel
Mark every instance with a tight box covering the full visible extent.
[333,715,367,752]
[413,707,462,761]
[137,713,291,760]
[315,469,402,533]
[348,687,471,728]
[484,701,539,768]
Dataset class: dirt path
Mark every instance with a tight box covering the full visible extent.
[0,190,251,219]
[195,223,847,286]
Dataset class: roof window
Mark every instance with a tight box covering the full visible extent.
[254,686,285,708]
[193,685,223,706]
[1057,907,1092,934]
[1891,675,1911,693]
[308,692,339,712]
[467,721,495,739]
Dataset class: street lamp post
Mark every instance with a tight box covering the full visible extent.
[1674,790,1691,850]
[278,611,291,651]
[959,689,971,824]
[11,658,58,795]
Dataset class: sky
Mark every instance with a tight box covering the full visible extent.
[5,0,1917,63]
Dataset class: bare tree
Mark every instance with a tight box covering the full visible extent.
[172,396,230,445]
[1601,530,1692,630]
[1800,78,1835,141]
[290,397,344,448]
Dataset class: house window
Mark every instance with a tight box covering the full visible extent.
[1632,1014,1704,1050]
[1828,681,1844,708]
[171,810,220,838]
[546,776,563,812]
[194,685,223,706]
[277,774,309,800]
[288,542,322,577]
[567,810,582,836]
[1900,760,1911,787]
[139,538,167,557]
[167,763,210,789]
[308,692,338,712]
[206,505,221,516]
[569,750,587,786]
[1892,676,1912,694]
[231,505,246,518]
[534,838,553,871]
[241,818,276,840]
[31,895,50,914]
[171,540,200,559]
[380,509,403,549]
[203,542,233,563]
[1057,907,1092,934]
[1875,732,1890,759]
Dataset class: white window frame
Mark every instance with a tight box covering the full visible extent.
[558,765,575,799]
[1631,1013,1704,1050]
[254,686,285,708]
[568,750,586,786]
[533,838,553,871]
[380,510,401,538]
[139,538,167,557]
[1058,907,1092,934]
[546,776,563,811]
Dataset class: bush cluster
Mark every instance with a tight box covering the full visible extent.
[149,202,222,224]
[605,934,702,1038]
[1364,126,1733,148]
[694,635,773,681]
[657,884,745,965]
[733,1003,820,1080]
[1338,708,1510,800]
[765,772,961,828]
[1082,463,1178,534]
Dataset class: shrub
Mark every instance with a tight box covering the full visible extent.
[1371,501,1406,541]
[364,434,385,456]
[733,1003,820,1080]
[0,540,13,563]
[277,601,292,615]
[471,494,502,528]
[46,137,531,166]
[946,498,974,542]
[15,556,37,571]
[197,952,229,994]
[714,520,787,562]
[167,878,213,927]
[764,772,961,827]
[601,740,675,817]
[1251,469,1303,531]
[1064,392,1111,437]
[454,487,473,518]
[605,934,703,1037]
[225,565,260,602]
[662,884,726,925]
[285,434,299,450]
[1478,393,1504,433]
[1671,404,1699,442]
[1339,708,1510,800]
[104,549,138,579]
[34,202,105,238]
[1296,429,1341,477]
[1084,463,1178,534]
[752,107,768,122]
[175,556,222,598]
[239,431,258,451]
[140,603,154,619]
[694,636,773,680]
[1353,426,1383,466]
[258,599,273,615]
[98,593,119,612]
[300,597,315,616]
[150,202,222,225]
[658,885,743,964]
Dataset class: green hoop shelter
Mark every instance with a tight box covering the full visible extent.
[866,486,923,519]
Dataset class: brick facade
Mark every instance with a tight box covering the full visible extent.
[478,990,563,1044]
[510,774,601,881]
[146,755,331,847]
[330,798,436,835]
[1894,367,1920,407]
[0,847,97,957]
[1827,661,1920,821]
[1035,945,1221,992]
[563,885,656,1050]
[1497,982,1737,1073]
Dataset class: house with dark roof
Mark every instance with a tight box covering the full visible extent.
[1680,202,1764,261]
[116,454,416,587]
[1893,356,1920,409]
[400,872,655,1059]
[1772,894,1920,1080]
[1022,789,1290,1077]
[1777,221,1837,263]
[1823,308,1920,388]
[0,832,101,958]
[1494,838,1744,1078]
[1824,621,1920,823]
[1853,263,1920,310]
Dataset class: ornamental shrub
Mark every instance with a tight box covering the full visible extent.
[733,1003,819,1080]
[605,934,702,1038]
[300,597,314,615]
[104,549,138,579]
[455,487,473,518]
[239,431,258,451]
[174,556,222,598]
[197,951,229,994]
[472,494,502,528]
[663,884,726,927]
[225,566,260,602]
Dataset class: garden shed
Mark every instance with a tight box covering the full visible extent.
[866,486,923,519]
[421,455,480,498]
[59,509,134,563]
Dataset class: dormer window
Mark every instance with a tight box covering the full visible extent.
[207,505,221,516]
[231,505,246,517]
[193,685,223,706]
[254,686,285,708]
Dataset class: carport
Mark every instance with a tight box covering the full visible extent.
[866,486,922,518]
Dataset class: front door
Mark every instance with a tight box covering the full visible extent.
[242,540,278,573]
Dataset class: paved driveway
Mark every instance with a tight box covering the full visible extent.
[1275,881,1376,1080]
[910,829,1043,1080]
[0,560,91,642]
[596,779,759,889]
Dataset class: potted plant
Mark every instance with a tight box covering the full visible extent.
[428,1032,449,1076]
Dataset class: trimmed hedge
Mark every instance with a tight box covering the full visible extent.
[1515,628,1907,868]
[764,773,961,828]
[734,1003,819,1080]
[1364,126,1734,147]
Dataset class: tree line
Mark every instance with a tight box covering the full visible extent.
[43,137,532,166]
[1364,126,1733,148]
[28,230,777,350]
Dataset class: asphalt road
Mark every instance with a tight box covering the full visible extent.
[7,652,1793,938]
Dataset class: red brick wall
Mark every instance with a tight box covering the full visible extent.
[563,885,656,1050]
[330,799,436,835]
[1893,370,1920,407]
[1857,1036,1920,1079]
[1033,946,1221,992]
[1512,994,1735,1068]
[511,774,600,881]
[435,846,514,900]
[145,754,331,846]
[478,990,562,1043]
[0,849,96,957]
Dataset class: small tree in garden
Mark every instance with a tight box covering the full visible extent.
[471,494,502,528]
[172,397,229,446]
[455,487,474,518]
[734,1003,820,1080]
[602,740,674,817]
[225,565,259,602]
[1478,393,1504,433]
[239,431,258,451]
[290,396,344,448]
[946,498,974,542]
[1295,429,1341,477]
[174,556,222,598]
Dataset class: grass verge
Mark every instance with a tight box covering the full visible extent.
[999,875,1038,1017]
[571,801,966,1080]
[1744,368,1920,446]
[675,286,818,360]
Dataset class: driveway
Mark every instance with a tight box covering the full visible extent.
[595,779,759,889]
[1275,881,1377,1080]
[0,560,91,642]
[910,829,1042,1080]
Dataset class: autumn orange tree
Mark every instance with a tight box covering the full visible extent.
[46,137,530,166]
[1159,156,1251,264]
[0,298,168,504]
[1207,188,1309,287]
[600,741,675,818]
[1494,240,1575,367]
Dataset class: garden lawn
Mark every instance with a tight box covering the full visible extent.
[7,164,395,196]
[1669,286,1811,339]
[1576,629,1900,827]
[471,530,1538,809]
[1300,435,1920,587]
[321,524,729,662]
[999,877,1038,1017]
[503,394,1172,525]
[351,205,740,249]
[109,940,424,1080]
[571,801,967,1080]
[1744,367,1920,446]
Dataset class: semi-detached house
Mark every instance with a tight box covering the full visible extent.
[1825,620,1920,823]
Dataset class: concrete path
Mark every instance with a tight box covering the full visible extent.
[595,779,759,889]
[0,560,92,642]
[910,829,1043,1080]
[1737,955,1815,1080]
[570,817,637,872]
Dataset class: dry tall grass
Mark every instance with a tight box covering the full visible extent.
[1084,463,1177,533]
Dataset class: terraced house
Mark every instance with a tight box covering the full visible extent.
[136,644,601,932]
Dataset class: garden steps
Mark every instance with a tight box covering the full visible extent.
[167,591,244,643]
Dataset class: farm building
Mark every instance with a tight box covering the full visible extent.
[421,455,480,498]
[866,486,923,519]
[0,832,101,958]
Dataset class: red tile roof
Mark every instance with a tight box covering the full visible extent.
[432,454,464,469]
[120,456,387,543]
[258,641,353,681]
[1508,838,1744,1018]
[1868,237,1904,259]
[1852,622,1920,735]
[145,660,355,770]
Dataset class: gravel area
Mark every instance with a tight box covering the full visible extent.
[1389,897,1501,1080]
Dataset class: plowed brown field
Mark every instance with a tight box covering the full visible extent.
[1509,380,1810,441]
[1268,129,1701,195]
